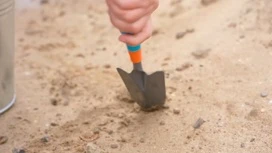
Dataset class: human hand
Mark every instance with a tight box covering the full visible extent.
[106,0,159,46]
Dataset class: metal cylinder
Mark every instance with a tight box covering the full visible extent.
[0,0,15,114]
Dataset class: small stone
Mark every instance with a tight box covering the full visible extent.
[240,35,245,39]
[173,108,180,115]
[176,31,187,39]
[176,63,193,71]
[139,138,145,143]
[59,11,66,17]
[98,119,108,126]
[41,136,49,143]
[250,138,255,142]
[120,136,127,143]
[240,143,245,148]
[93,127,100,134]
[160,121,165,125]
[133,103,140,111]
[228,22,237,28]
[85,64,94,70]
[260,92,268,97]
[40,0,49,5]
[81,133,100,142]
[249,109,258,117]
[76,53,85,58]
[201,0,217,6]
[118,113,125,118]
[192,49,211,59]
[107,130,113,135]
[50,122,58,126]
[110,144,118,149]
[193,118,205,129]
[186,28,195,33]
[83,121,90,125]
[12,148,26,153]
[104,64,111,69]
[162,104,170,109]
[164,57,171,61]
[50,98,58,106]
[269,100,272,105]
[260,108,266,113]
[86,142,105,153]
[0,136,8,145]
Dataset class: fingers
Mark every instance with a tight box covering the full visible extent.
[106,0,159,45]
[108,6,151,24]
[119,19,153,46]
[108,11,150,34]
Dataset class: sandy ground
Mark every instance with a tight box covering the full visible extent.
[1,0,272,152]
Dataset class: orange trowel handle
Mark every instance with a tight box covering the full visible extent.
[126,44,142,64]
[121,32,142,64]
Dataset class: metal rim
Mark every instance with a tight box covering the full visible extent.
[0,94,16,114]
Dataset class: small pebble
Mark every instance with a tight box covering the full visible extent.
[93,127,100,134]
[173,108,180,115]
[139,138,145,143]
[50,122,58,126]
[240,143,245,148]
[107,130,113,135]
[50,98,58,106]
[193,118,205,129]
[176,63,193,72]
[160,121,165,125]
[176,31,187,39]
[250,138,255,142]
[260,92,268,97]
[12,148,26,153]
[261,108,266,113]
[86,142,106,153]
[104,64,111,69]
[268,100,272,105]
[228,22,237,28]
[40,0,49,5]
[118,113,124,118]
[162,104,170,109]
[201,0,217,6]
[0,136,8,145]
[41,136,49,143]
[186,28,195,33]
[110,144,118,149]
[192,49,211,59]
[120,137,127,143]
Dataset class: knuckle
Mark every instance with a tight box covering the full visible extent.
[130,24,142,33]
[116,0,129,9]
[123,14,135,23]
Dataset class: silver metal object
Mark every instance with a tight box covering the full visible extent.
[117,62,166,110]
[0,0,15,114]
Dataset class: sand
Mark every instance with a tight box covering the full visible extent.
[1,0,272,152]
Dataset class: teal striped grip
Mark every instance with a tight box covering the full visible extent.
[126,45,141,52]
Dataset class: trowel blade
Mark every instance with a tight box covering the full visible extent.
[117,68,166,109]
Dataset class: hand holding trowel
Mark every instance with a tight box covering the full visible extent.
[106,0,166,110]
[117,38,166,110]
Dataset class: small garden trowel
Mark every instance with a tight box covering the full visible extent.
[117,43,166,110]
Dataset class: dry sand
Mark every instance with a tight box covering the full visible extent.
[1,0,272,152]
